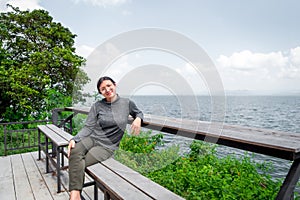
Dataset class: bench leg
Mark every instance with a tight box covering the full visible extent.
[45,136,50,173]
[61,149,65,168]
[38,129,41,160]
[52,143,57,158]
[94,184,98,200]
[276,159,300,200]
[104,191,110,200]
[56,146,62,193]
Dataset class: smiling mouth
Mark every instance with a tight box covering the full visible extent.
[106,90,113,95]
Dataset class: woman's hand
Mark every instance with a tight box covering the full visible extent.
[131,117,142,135]
[68,139,76,158]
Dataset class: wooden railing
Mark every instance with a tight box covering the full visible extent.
[0,120,49,156]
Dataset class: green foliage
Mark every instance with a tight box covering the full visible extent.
[0,5,89,122]
[116,135,291,199]
[188,140,217,160]
[119,130,164,153]
[115,131,180,174]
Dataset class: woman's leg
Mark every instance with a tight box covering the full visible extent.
[69,137,94,192]
[69,138,113,200]
[85,145,114,167]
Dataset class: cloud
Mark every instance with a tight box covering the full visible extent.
[278,47,300,79]
[71,0,129,7]
[217,50,288,71]
[290,47,300,66]
[216,47,300,91]
[0,0,43,12]
[217,47,300,78]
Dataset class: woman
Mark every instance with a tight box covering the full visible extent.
[68,76,143,200]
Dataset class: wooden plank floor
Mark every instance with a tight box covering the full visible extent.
[0,151,104,200]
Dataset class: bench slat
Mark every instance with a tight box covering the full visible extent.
[87,163,152,200]
[46,124,73,141]
[102,158,184,200]
[37,125,69,146]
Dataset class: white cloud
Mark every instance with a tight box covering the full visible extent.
[290,47,300,66]
[277,47,300,79]
[71,0,129,7]
[0,0,43,12]
[216,47,300,91]
[217,48,300,78]
[217,50,288,71]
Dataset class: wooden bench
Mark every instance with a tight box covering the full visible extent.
[86,158,184,200]
[37,124,183,199]
[37,124,73,193]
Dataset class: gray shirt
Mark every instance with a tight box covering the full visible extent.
[72,95,143,150]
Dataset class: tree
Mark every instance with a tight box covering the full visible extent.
[0,5,90,122]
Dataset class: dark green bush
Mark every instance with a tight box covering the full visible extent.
[116,133,292,200]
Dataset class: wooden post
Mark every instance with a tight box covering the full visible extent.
[276,159,300,200]
[52,108,60,125]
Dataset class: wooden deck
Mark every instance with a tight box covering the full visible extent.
[0,151,104,200]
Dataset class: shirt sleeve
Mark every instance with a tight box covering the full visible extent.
[72,102,98,142]
[129,99,144,121]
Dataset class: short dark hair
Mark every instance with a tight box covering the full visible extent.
[97,76,116,94]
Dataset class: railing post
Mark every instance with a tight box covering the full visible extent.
[69,119,73,134]
[52,108,60,125]
[276,159,300,200]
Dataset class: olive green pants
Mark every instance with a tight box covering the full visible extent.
[68,137,113,191]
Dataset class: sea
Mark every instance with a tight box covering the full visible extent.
[130,95,300,184]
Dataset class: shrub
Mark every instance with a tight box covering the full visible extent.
[115,131,180,174]
[116,133,290,199]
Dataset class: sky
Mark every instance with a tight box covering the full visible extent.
[1,0,300,96]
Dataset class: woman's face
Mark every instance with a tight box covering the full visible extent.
[99,80,117,102]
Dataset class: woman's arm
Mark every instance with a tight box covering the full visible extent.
[67,139,76,158]
[129,100,143,135]
[130,117,142,135]
[68,102,98,157]
[72,102,98,142]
